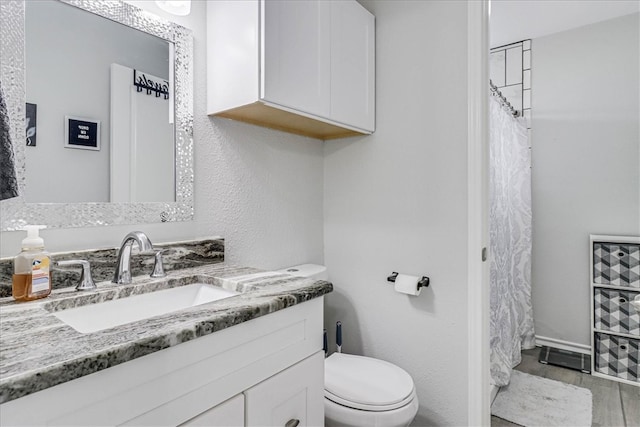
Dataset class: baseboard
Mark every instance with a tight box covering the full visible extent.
[535,335,591,355]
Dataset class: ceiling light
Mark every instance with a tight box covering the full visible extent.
[155,0,191,16]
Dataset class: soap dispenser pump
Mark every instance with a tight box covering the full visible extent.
[12,225,52,301]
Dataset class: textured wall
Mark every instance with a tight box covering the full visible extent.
[531,13,640,346]
[323,1,470,425]
[0,0,325,271]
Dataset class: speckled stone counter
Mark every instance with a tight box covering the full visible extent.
[0,264,332,404]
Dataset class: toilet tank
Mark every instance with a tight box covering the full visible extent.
[279,264,328,281]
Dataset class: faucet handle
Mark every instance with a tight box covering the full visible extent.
[150,249,167,278]
[56,260,97,291]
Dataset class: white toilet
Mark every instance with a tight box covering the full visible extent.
[280,264,419,427]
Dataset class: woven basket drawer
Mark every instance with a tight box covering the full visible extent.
[593,242,640,288]
[594,288,640,336]
[594,332,639,382]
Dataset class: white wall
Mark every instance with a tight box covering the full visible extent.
[1,0,325,271]
[531,13,640,346]
[324,1,470,425]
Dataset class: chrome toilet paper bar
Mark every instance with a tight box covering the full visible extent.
[387,272,430,289]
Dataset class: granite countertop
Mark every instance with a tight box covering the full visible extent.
[0,263,332,404]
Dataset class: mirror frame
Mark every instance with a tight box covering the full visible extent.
[0,0,194,231]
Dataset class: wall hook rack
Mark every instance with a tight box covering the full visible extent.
[387,272,430,289]
[133,69,170,100]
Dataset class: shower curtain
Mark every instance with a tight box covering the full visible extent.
[489,96,535,387]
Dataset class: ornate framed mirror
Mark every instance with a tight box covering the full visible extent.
[0,0,194,230]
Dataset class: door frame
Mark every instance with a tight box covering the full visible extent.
[467,0,490,425]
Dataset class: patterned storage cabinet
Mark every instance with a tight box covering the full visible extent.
[594,333,639,382]
[591,235,640,386]
[593,242,640,287]
[594,288,640,335]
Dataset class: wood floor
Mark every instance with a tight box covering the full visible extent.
[491,347,640,427]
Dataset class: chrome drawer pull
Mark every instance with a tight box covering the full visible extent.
[285,419,300,427]
[618,297,628,304]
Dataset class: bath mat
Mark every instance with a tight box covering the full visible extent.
[491,370,592,427]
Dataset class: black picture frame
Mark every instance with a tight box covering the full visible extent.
[64,115,101,150]
[26,103,37,146]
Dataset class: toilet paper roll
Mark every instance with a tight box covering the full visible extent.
[394,273,422,296]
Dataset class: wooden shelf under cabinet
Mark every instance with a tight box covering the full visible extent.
[216,102,364,140]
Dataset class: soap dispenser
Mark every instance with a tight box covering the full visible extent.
[12,225,52,301]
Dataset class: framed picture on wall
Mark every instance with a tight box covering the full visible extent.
[26,103,37,147]
[64,115,100,151]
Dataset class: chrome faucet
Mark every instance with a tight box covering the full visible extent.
[113,231,155,284]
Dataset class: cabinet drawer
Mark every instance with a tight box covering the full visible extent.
[180,394,244,427]
[594,288,640,336]
[245,351,324,427]
[593,242,640,288]
[594,332,639,382]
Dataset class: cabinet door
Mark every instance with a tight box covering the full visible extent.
[330,0,375,132]
[245,351,324,427]
[180,394,244,427]
[261,0,331,119]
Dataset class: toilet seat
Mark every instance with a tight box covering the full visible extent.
[324,353,416,412]
[325,387,417,412]
[324,389,419,427]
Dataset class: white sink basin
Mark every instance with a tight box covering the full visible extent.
[53,283,239,334]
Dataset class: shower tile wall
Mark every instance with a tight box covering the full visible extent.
[490,40,531,129]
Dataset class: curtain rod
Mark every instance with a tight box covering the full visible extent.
[489,80,521,118]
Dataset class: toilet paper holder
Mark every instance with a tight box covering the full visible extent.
[387,272,430,289]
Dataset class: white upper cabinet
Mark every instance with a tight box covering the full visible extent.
[330,0,375,132]
[207,0,375,140]
[262,1,331,119]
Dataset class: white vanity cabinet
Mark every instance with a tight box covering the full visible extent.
[245,351,324,426]
[180,394,245,427]
[207,0,375,140]
[181,352,324,427]
[0,299,325,426]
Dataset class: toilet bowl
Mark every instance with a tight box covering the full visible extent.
[280,264,419,427]
[324,352,419,427]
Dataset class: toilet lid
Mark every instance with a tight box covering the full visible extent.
[324,353,415,411]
